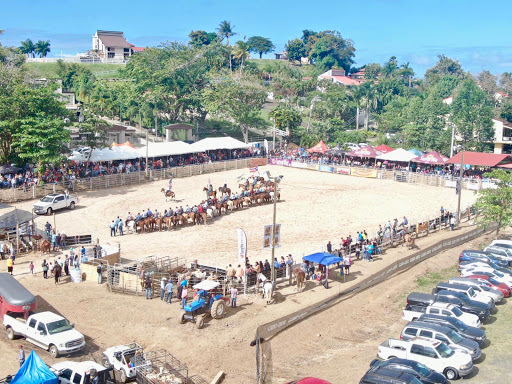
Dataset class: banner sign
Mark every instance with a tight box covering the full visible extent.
[307,164,319,170]
[350,168,377,178]
[291,161,307,169]
[318,165,334,173]
[336,167,351,175]
[263,224,281,249]
[269,158,292,166]
[237,228,247,265]
[249,158,268,167]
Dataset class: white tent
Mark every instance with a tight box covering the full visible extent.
[376,148,417,162]
[137,141,193,158]
[189,137,251,152]
[68,146,141,162]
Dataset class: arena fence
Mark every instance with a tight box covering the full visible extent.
[269,158,499,191]
[0,157,268,203]
[254,220,497,383]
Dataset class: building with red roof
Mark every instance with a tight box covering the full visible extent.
[318,69,362,86]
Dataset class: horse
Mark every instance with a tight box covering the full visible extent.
[202,187,216,198]
[262,280,275,305]
[154,217,164,231]
[126,220,136,234]
[294,268,306,292]
[404,233,416,249]
[182,212,196,225]
[40,240,51,254]
[135,220,146,234]
[163,216,175,230]
[218,186,231,196]
[160,188,175,201]
[175,214,187,227]
[196,212,208,225]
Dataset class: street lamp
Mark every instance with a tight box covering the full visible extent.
[267,172,284,283]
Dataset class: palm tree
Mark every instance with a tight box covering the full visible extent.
[216,20,236,46]
[19,39,35,58]
[35,40,51,58]
[232,41,250,75]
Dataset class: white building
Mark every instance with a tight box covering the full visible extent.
[92,31,133,61]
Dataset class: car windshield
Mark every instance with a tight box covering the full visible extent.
[447,330,464,343]
[47,319,73,334]
[480,285,490,291]
[40,197,54,203]
[411,361,431,377]
[494,270,504,278]
[452,307,463,316]
[436,343,454,358]
[488,277,501,285]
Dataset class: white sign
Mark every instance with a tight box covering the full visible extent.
[237,228,247,265]
[263,224,281,249]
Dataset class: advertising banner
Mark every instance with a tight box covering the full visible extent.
[307,164,319,171]
[350,168,378,178]
[291,161,307,169]
[269,158,292,166]
[336,167,351,175]
[318,165,334,173]
[249,158,268,167]
[263,224,281,249]
[237,228,247,265]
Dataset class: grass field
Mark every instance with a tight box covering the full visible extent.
[23,62,125,79]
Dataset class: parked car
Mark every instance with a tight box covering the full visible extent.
[402,302,480,328]
[286,378,332,384]
[33,193,78,215]
[464,274,511,296]
[377,337,473,380]
[488,240,512,249]
[400,321,481,360]
[101,342,145,382]
[417,314,486,347]
[3,311,85,358]
[448,277,504,303]
[435,290,491,320]
[458,260,511,276]
[483,246,512,260]
[431,283,494,307]
[51,361,114,384]
[368,358,448,384]
[461,267,512,287]
[344,142,360,150]
[459,250,510,267]
[360,367,423,384]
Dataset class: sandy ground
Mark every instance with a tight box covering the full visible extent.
[0,167,480,382]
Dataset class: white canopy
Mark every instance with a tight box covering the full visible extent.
[189,137,251,152]
[68,146,141,162]
[137,141,193,158]
[376,148,417,162]
[193,280,220,290]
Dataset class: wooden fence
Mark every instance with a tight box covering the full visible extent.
[0,158,266,203]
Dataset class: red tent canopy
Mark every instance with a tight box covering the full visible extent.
[346,145,381,158]
[412,151,449,165]
[447,151,512,167]
[307,140,329,154]
[375,144,394,154]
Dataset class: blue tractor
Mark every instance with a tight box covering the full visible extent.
[179,280,228,329]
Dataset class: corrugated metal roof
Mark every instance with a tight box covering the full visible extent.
[447,151,512,167]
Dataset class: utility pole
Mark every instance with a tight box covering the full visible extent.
[456,150,465,227]
[450,124,456,158]
[270,179,278,282]
[145,129,149,177]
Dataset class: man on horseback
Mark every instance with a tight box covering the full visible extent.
[154,209,160,218]
[167,175,173,194]
[126,212,134,226]
[192,205,198,213]
[146,208,153,217]
[222,179,227,194]
[134,212,142,224]
[177,206,183,215]
[184,205,191,214]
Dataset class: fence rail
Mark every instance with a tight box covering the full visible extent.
[0,158,266,203]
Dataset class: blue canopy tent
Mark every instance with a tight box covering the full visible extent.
[11,351,58,384]
[303,252,342,288]
[408,148,423,157]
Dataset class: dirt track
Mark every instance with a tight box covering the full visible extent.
[0,167,478,382]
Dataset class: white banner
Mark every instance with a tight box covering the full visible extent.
[237,228,247,266]
[263,224,281,249]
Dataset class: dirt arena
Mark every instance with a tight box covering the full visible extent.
[0,166,478,382]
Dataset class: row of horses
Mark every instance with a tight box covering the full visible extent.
[126,188,281,234]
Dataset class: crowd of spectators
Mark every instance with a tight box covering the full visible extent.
[0,148,263,189]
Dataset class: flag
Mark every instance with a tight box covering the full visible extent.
[250,166,259,173]
[237,228,247,266]
[237,174,246,182]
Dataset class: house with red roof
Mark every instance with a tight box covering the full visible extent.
[92,31,145,61]
[318,69,362,86]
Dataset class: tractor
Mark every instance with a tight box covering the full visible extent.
[179,280,229,329]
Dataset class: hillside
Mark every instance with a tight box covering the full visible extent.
[23,62,125,79]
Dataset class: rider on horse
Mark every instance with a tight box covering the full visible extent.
[167,176,173,193]
[192,205,198,213]
[153,209,160,218]
[126,212,134,226]
[184,205,191,213]
[134,213,142,224]
[146,208,153,217]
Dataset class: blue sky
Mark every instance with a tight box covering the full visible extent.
[2,0,512,76]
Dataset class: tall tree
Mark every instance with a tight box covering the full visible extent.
[306,30,355,72]
[477,70,498,101]
[232,41,250,75]
[269,105,302,138]
[475,169,512,236]
[188,30,218,48]
[450,79,494,151]
[34,40,51,57]
[247,36,275,59]
[285,39,306,65]
[216,20,236,45]
[19,39,35,58]
[202,73,267,143]
[425,54,465,86]
[499,72,512,94]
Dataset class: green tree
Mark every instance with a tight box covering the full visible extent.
[306,30,355,72]
[247,36,275,59]
[364,63,381,80]
[500,99,512,123]
[77,111,109,167]
[425,54,465,86]
[499,72,512,94]
[450,79,494,151]
[232,40,250,74]
[477,70,498,101]
[216,20,236,45]
[269,105,302,138]
[285,39,306,65]
[475,169,512,236]
[34,40,51,57]
[202,73,267,143]
[19,39,35,58]
[188,30,218,48]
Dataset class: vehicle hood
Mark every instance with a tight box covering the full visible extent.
[448,350,472,366]
[461,326,486,340]
[456,338,480,352]
[51,328,84,344]
[425,370,449,384]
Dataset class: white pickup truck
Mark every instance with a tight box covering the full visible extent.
[377,337,473,380]
[33,193,78,215]
[402,302,481,328]
[51,361,115,384]
[101,342,146,382]
[4,311,85,357]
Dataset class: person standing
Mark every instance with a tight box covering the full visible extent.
[55,233,61,252]
[326,241,332,254]
[109,220,116,237]
[450,215,456,231]
[344,254,351,275]
[29,262,34,274]
[51,232,57,251]
[54,263,62,284]
[117,219,124,236]
[181,285,188,309]
[64,256,70,276]
[42,260,48,279]
[164,279,174,304]
[176,282,183,307]
[18,345,25,367]
[160,277,167,300]
[144,275,152,299]
[45,221,52,239]
[97,262,103,284]
[60,232,67,250]
[7,257,13,275]
[0,240,4,260]
[230,285,238,308]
